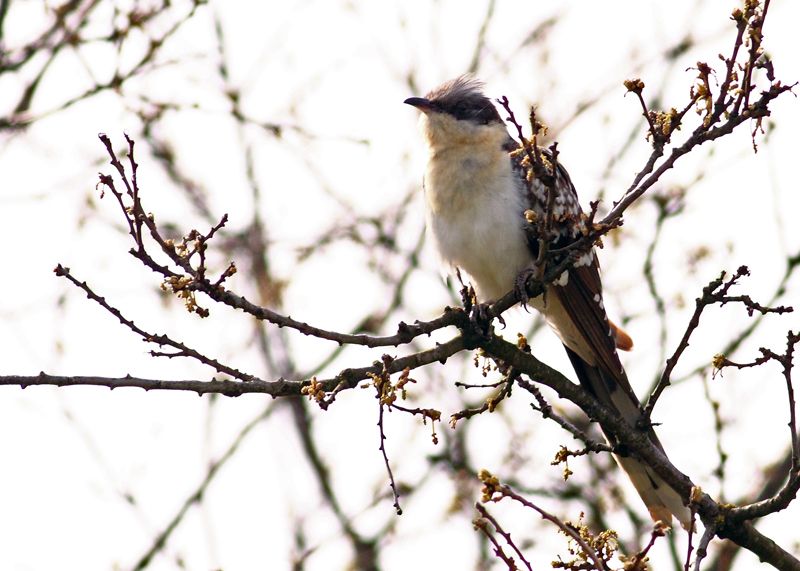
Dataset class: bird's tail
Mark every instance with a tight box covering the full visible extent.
[564,347,691,529]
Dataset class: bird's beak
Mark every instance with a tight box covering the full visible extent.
[404,97,434,112]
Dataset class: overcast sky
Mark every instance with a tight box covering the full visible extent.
[1,1,798,569]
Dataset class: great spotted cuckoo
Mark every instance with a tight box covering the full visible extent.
[405,75,689,528]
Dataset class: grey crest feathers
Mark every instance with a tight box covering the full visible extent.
[422,75,504,125]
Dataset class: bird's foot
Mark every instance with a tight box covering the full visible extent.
[459,284,499,338]
[514,266,539,310]
[469,301,496,337]
[467,301,507,339]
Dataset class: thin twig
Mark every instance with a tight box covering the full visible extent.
[518,377,612,454]
[53,264,260,383]
[475,503,533,571]
[131,404,275,570]
[483,479,605,571]
[645,266,792,417]
[692,523,718,571]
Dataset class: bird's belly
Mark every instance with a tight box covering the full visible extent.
[427,189,534,302]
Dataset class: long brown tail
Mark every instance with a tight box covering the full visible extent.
[564,347,691,529]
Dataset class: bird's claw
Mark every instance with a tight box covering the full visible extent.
[472,301,508,335]
[469,302,494,335]
[514,267,538,310]
[459,283,503,338]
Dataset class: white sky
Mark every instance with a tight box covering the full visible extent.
[0,0,799,569]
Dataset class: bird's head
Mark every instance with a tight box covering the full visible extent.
[405,75,508,150]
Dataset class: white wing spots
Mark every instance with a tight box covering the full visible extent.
[593,293,605,311]
[556,271,569,286]
[527,175,547,203]
[575,252,593,267]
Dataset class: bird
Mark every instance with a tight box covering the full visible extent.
[405,75,690,529]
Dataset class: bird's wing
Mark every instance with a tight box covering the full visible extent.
[510,145,640,404]
[510,145,691,528]
[552,259,642,407]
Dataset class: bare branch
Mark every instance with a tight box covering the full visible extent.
[54,264,260,383]
[475,503,533,571]
[645,266,792,417]
[0,373,281,397]
[478,471,606,571]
